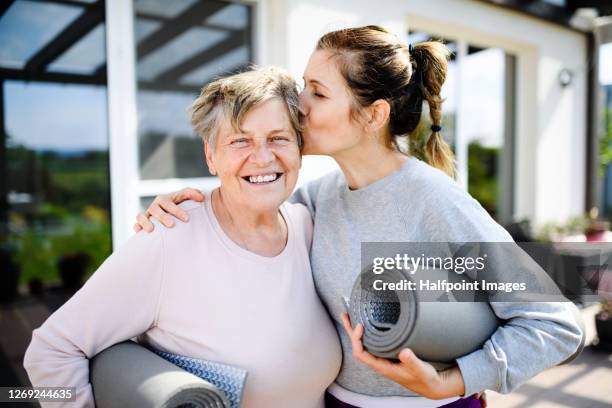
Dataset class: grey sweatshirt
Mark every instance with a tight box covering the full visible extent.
[291,156,583,398]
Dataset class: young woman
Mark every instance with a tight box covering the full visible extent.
[135,26,583,408]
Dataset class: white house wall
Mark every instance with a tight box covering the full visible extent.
[266,0,587,227]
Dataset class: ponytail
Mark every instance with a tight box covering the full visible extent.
[410,42,455,178]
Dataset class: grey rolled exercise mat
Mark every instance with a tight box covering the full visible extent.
[348,265,586,366]
[90,341,247,408]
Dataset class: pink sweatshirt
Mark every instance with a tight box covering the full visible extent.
[23,196,342,408]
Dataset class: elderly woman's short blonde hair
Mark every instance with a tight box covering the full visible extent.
[191,66,302,149]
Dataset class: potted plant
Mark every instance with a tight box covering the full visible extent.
[57,252,90,291]
[0,243,20,302]
[15,229,55,296]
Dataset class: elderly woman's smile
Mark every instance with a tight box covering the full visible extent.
[244,173,282,184]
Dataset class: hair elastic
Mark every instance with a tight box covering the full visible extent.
[408,43,415,54]
[431,125,442,132]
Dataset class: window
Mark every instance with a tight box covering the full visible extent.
[408,31,516,222]
[0,0,111,289]
[133,0,254,180]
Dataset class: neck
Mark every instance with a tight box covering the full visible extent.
[213,188,281,230]
[332,141,408,190]
[211,188,287,256]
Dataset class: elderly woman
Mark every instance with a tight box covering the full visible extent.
[23,67,342,408]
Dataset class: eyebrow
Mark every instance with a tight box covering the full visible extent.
[235,128,293,137]
[268,128,293,136]
[303,77,330,91]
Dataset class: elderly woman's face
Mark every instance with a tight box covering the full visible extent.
[205,98,301,211]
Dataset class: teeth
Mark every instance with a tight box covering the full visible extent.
[248,173,278,184]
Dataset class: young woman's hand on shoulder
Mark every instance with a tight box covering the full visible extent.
[134,187,204,232]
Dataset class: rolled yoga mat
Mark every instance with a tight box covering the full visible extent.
[90,341,233,408]
[348,265,586,366]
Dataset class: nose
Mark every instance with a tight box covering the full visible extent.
[298,90,308,116]
[250,142,275,166]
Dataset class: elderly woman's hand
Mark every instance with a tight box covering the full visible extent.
[133,188,205,232]
[341,312,467,400]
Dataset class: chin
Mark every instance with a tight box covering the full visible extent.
[301,141,323,156]
[247,198,285,213]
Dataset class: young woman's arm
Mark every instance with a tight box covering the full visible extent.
[425,191,584,396]
[133,188,204,232]
[133,175,331,231]
[342,180,583,399]
[23,228,165,407]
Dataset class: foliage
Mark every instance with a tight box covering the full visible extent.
[467,142,499,218]
[535,215,591,242]
[12,205,111,285]
[6,143,113,285]
[600,109,612,177]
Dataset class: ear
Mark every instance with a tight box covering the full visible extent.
[365,99,391,132]
[204,141,217,176]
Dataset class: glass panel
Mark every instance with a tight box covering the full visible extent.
[599,43,612,218]
[0,2,109,389]
[541,0,565,6]
[135,18,162,42]
[464,47,506,220]
[138,90,208,178]
[134,0,254,180]
[205,3,248,29]
[134,0,198,18]
[179,44,249,86]
[137,27,229,81]
[406,31,514,221]
[0,0,83,69]
[48,23,106,75]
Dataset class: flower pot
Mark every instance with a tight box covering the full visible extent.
[0,250,20,303]
[595,312,612,347]
[28,278,44,296]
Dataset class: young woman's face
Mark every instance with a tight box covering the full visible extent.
[299,50,363,156]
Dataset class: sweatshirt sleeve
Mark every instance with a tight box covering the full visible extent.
[23,227,166,408]
[426,190,584,396]
[290,184,318,216]
[456,301,582,396]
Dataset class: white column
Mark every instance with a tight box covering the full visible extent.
[105,0,140,248]
[455,39,468,190]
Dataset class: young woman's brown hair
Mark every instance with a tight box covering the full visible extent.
[317,25,455,177]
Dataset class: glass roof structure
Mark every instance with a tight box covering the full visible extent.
[0,0,252,93]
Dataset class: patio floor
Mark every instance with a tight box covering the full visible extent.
[1,294,611,407]
[487,305,612,408]
[487,345,612,408]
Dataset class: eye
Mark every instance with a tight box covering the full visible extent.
[313,90,325,98]
[230,138,250,148]
[270,136,291,144]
